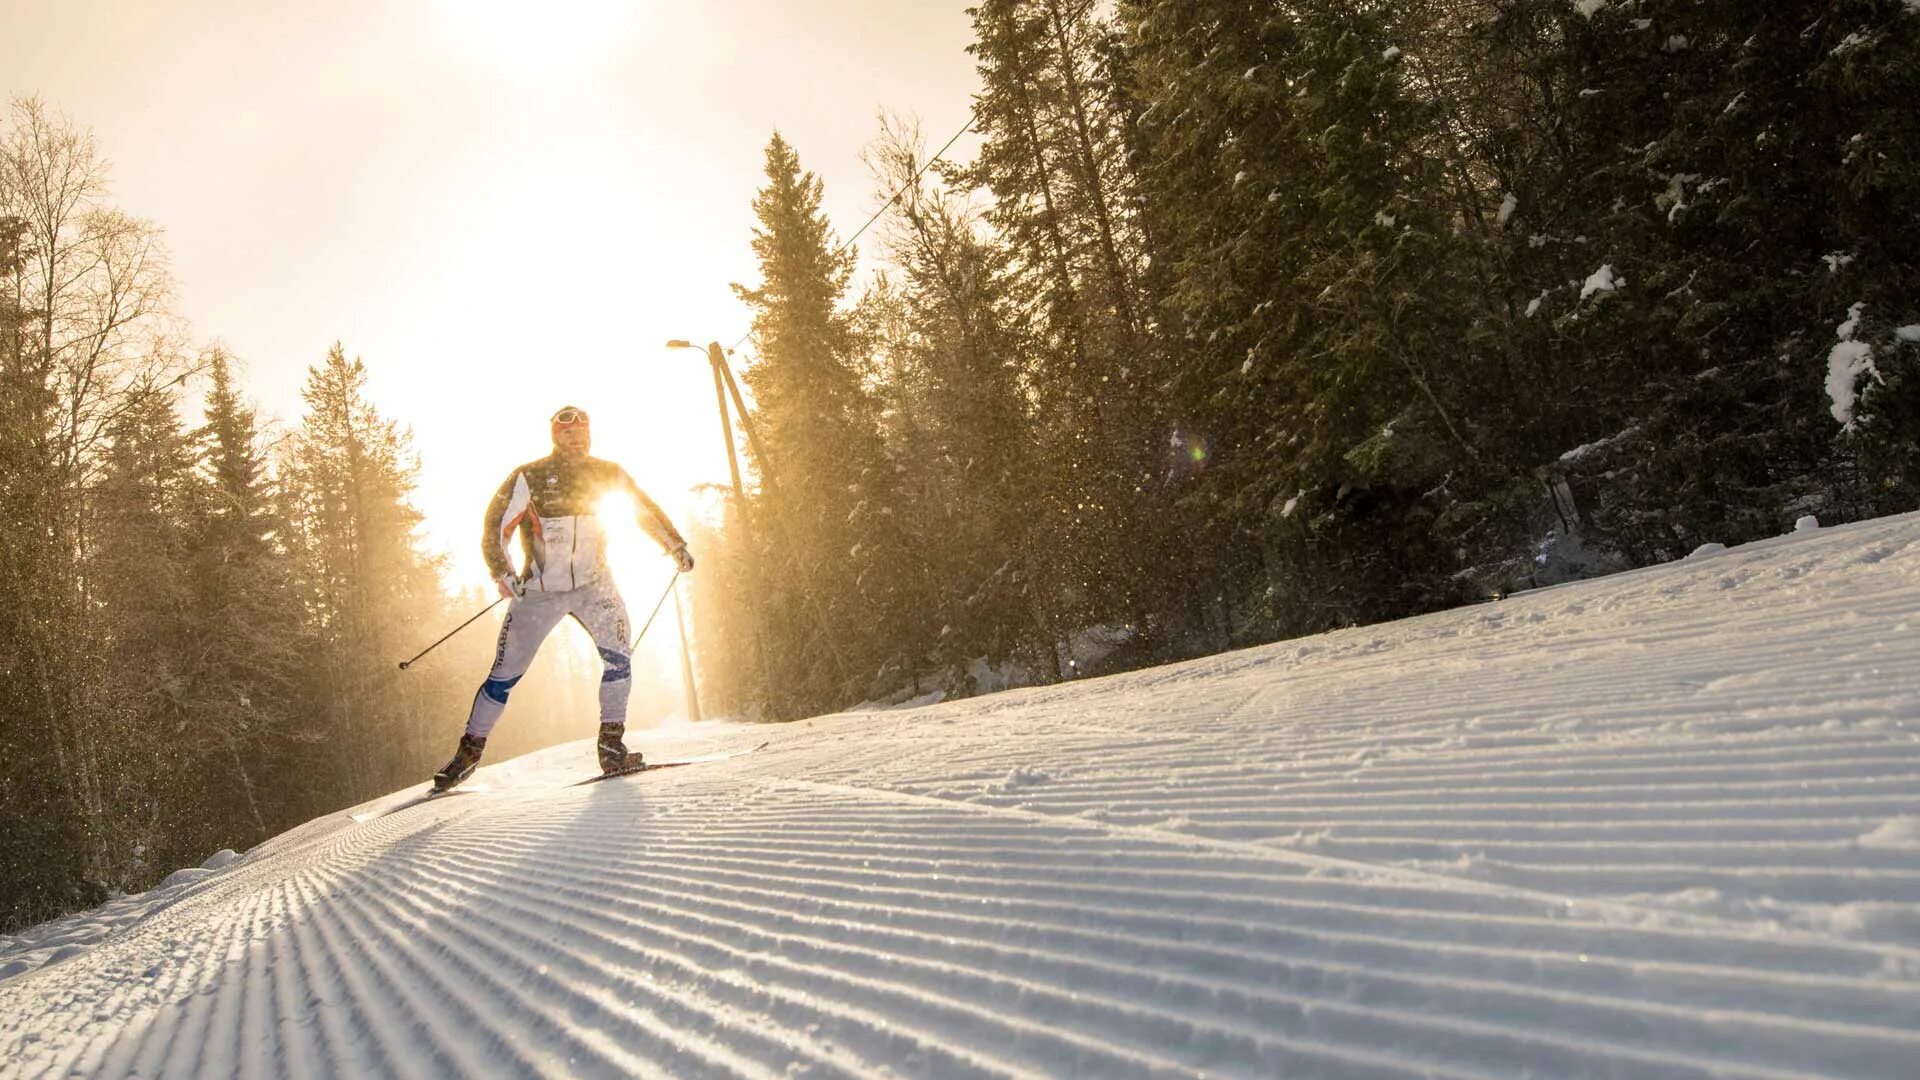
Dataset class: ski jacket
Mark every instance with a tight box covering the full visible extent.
[482,453,684,593]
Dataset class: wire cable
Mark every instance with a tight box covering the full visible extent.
[725,0,1103,356]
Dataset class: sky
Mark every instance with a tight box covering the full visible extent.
[0,0,983,591]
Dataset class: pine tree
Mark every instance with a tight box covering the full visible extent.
[88,383,215,880]
[864,117,1055,692]
[731,133,890,716]
[283,343,447,795]
[185,349,305,835]
[963,0,1173,650]
[1119,0,1490,631]
[1476,1,1920,560]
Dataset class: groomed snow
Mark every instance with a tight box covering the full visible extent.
[3,513,1919,1077]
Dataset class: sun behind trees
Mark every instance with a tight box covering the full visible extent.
[0,101,536,931]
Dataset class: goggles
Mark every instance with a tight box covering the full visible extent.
[550,407,590,428]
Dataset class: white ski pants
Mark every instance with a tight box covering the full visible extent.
[463,578,632,739]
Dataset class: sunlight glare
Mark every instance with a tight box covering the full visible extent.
[436,0,635,82]
[595,488,687,676]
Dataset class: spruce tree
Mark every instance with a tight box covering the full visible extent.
[89,384,215,880]
[187,349,304,835]
[731,133,891,716]
[964,0,1173,654]
[1119,0,1488,631]
[284,344,448,795]
[1479,1,1920,560]
[866,118,1053,692]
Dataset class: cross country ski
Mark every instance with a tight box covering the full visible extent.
[573,740,771,786]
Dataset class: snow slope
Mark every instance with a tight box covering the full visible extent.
[4,513,1919,1078]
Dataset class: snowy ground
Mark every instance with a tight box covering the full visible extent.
[3,513,1919,1078]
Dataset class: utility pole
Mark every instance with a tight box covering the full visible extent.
[672,579,701,722]
[667,339,775,714]
[665,339,855,715]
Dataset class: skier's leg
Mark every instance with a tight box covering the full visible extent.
[570,581,635,726]
[570,581,637,770]
[462,592,568,739]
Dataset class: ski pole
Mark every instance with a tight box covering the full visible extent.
[398,597,507,670]
[629,570,682,652]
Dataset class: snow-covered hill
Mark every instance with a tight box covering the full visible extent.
[4,514,1919,1078]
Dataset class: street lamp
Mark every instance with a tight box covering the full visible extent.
[665,338,771,716]
[664,338,853,717]
[666,340,762,511]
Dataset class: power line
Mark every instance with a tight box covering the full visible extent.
[725,111,973,357]
[726,0,1103,357]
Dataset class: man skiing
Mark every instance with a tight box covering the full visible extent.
[433,405,695,791]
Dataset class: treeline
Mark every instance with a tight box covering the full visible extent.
[695,0,1920,720]
[0,99,581,932]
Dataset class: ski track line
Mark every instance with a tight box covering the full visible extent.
[460,776,1904,1068]
[433,856,1781,1079]
[501,831,1919,1076]
[379,791,1803,1080]
[612,850,1920,1031]
[400,817,1281,1079]
[403,840,1359,1078]
[775,774,1920,962]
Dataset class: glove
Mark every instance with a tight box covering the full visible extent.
[496,571,526,600]
[669,543,695,574]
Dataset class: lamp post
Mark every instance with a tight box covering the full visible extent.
[666,339,773,715]
[671,580,700,723]
[664,338,854,716]
[666,340,763,512]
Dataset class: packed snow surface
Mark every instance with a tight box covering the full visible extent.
[4,514,1920,1077]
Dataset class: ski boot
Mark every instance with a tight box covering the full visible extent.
[598,722,644,774]
[433,733,487,792]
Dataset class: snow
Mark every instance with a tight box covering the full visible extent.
[1558,424,1638,465]
[1656,173,1702,223]
[5,514,1920,1077]
[1495,191,1517,226]
[1827,341,1877,427]
[1580,263,1620,300]
[1797,514,1822,533]
[1572,0,1607,18]
[1381,46,1402,62]
[1896,324,1920,343]
[1826,303,1879,428]
[1838,302,1867,342]
[1859,818,1920,849]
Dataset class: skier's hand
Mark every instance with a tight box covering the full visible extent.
[496,571,526,600]
[669,543,695,574]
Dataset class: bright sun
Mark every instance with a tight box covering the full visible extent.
[436,0,635,82]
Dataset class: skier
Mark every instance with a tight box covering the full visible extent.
[432,405,695,791]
